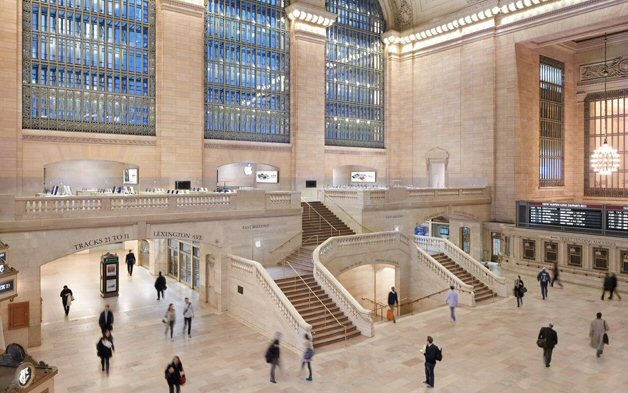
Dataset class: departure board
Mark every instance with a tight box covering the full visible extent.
[606,206,628,232]
[517,201,628,237]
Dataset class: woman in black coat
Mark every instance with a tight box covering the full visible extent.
[96,330,114,374]
[165,355,184,393]
[514,275,525,308]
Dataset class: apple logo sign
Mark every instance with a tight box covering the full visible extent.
[244,163,253,175]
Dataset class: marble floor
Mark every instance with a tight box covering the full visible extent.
[29,248,627,393]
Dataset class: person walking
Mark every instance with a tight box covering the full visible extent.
[445,286,459,322]
[609,273,621,300]
[98,304,114,334]
[422,336,441,388]
[301,333,314,382]
[550,262,563,288]
[601,273,612,300]
[589,312,609,358]
[164,304,176,341]
[182,298,194,338]
[537,267,551,300]
[96,329,114,375]
[165,355,185,393]
[60,285,73,316]
[387,286,398,323]
[155,271,167,300]
[514,275,526,308]
[125,249,136,276]
[266,332,281,384]
[537,323,558,367]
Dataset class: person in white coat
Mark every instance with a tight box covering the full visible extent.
[589,312,609,358]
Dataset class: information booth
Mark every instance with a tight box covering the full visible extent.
[100,253,119,298]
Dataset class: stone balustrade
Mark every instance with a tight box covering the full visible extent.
[228,255,312,352]
[6,190,300,221]
[415,235,508,297]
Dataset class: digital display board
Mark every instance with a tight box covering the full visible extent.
[528,202,602,229]
[517,201,628,237]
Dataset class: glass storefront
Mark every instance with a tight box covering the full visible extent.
[167,239,200,289]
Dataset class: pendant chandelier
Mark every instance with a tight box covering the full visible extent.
[590,33,620,176]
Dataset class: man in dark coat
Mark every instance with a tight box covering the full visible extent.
[388,286,398,323]
[125,249,136,276]
[60,285,73,316]
[601,273,612,300]
[99,304,114,334]
[537,267,551,300]
[538,323,558,367]
[423,336,440,388]
[155,271,167,300]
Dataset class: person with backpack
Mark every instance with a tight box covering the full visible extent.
[422,335,442,388]
[265,332,281,384]
[537,322,558,367]
[537,267,551,300]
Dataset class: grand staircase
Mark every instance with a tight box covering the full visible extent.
[432,253,496,302]
[302,201,355,246]
[272,201,360,347]
[275,274,361,347]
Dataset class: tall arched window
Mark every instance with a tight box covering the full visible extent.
[22,0,156,135]
[205,0,290,143]
[325,0,385,148]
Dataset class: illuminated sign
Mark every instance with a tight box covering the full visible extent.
[350,171,376,183]
[255,170,278,183]
[0,279,14,294]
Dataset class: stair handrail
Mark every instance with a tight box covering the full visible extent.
[313,243,373,337]
[301,200,340,237]
[282,260,348,346]
[320,190,375,233]
[414,235,507,297]
[269,231,303,258]
[360,297,389,320]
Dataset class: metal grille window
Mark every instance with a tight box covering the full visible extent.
[585,89,628,197]
[22,0,156,135]
[539,57,564,186]
[204,0,290,143]
[325,0,385,148]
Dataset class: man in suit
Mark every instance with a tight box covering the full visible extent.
[538,323,558,367]
[99,304,114,334]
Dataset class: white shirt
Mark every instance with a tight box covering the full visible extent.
[446,290,459,307]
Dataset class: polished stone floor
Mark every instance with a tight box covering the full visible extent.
[30,248,627,393]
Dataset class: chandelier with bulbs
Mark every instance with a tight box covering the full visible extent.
[590,33,620,176]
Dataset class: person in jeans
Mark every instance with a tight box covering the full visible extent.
[422,336,439,388]
[164,304,176,341]
[182,298,194,338]
[445,286,459,322]
[537,268,551,300]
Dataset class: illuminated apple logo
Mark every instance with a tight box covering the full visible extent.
[244,163,253,175]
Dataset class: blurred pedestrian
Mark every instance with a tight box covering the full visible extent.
[550,262,563,288]
[96,329,114,375]
[165,355,185,393]
[265,332,281,383]
[98,304,114,334]
[60,285,73,316]
[301,333,314,381]
[182,297,194,338]
[514,275,526,308]
[609,273,621,300]
[601,273,611,300]
[164,304,176,341]
[155,271,167,300]
[125,249,136,276]
[589,312,609,358]
[445,286,459,322]
[537,323,558,367]
[388,286,398,323]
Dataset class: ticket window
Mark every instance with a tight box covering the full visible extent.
[567,244,582,267]
[621,250,628,274]
[544,242,558,263]
[593,247,609,271]
[523,239,536,260]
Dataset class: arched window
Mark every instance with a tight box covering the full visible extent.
[325,0,385,148]
[22,0,156,135]
[205,0,290,143]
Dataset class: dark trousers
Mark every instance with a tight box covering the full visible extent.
[183,317,192,335]
[540,283,548,299]
[424,361,435,387]
[609,288,621,300]
[63,304,70,316]
[127,263,134,275]
[100,356,110,372]
[301,361,312,379]
[516,295,523,307]
[543,347,554,366]
[165,321,174,338]
[168,383,181,393]
[157,289,165,300]
[270,359,279,382]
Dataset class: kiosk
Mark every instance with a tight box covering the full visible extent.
[100,253,119,298]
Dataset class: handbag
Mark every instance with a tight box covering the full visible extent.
[603,333,609,345]
[520,287,527,294]
[536,338,546,348]
[162,317,168,324]
[179,374,186,385]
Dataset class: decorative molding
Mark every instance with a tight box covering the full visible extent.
[580,56,628,84]
[204,140,292,152]
[324,146,387,155]
[395,0,413,30]
[159,0,204,17]
[22,130,157,146]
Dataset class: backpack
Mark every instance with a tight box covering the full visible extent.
[435,346,443,362]
[264,345,273,364]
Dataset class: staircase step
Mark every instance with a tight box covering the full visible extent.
[430,253,497,303]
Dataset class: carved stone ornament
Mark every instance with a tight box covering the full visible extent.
[580,56,628,83]
[395,0,413,29]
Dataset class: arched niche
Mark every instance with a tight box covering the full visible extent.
[332,165,379,187]
[216,162,281,190]
[425,147,449,188]
[44,159,139,191]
